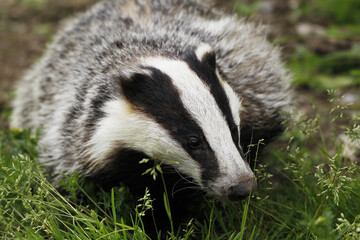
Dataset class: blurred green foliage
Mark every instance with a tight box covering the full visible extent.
[302,0,360,24]
[290,45,360,90]
[18,0,47,10]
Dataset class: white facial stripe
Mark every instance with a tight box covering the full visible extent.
[218,72,241,123]
[85,98,202,184]
[195,43,213,61]
[143,56,253,190]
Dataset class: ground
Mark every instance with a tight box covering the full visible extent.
[0,1,360,239]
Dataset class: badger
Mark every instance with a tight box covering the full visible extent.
[11,0,291,206]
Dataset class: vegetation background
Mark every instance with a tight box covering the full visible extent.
[0,0,359,239]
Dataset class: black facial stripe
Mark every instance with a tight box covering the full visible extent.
[202,51,216,69]
[120,67,219,182]
[184,51,240,147]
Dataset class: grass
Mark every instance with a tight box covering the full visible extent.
[1,94,360,239]
[1,0,360,239]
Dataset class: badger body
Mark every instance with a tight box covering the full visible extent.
[12,0,291,201]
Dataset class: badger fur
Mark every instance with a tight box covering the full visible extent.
[12,0,291,204]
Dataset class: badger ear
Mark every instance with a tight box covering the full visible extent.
[194,43,216,69]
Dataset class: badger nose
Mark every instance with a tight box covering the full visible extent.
[228,179,257,201]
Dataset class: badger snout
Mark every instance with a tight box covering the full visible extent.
[227,179,257,201]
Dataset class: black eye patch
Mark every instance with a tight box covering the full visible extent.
[120,67,220,182]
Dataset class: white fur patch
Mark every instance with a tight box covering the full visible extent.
[85,98,202,184]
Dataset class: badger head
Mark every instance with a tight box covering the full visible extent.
[87,44,256,201]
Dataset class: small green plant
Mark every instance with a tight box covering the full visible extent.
[345,112,360,142]
[335,213,360,239]
[315,154,356,206]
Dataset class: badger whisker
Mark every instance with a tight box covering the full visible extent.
[172,185,203,196]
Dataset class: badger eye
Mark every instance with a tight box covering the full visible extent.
[188,136,201,149]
